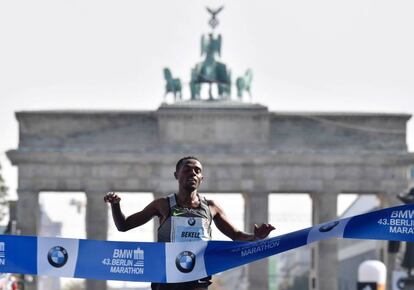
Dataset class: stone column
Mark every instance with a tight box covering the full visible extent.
[16,189,40,235]
[244,192,269,290]
[378,191,400,290]
[152,192,165,241]
[85,191,108,290]
[310,191,338,290]
[17,189,39,290]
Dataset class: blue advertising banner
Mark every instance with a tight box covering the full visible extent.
[0,204,413,283]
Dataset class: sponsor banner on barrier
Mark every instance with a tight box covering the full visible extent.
[307,217,351,244]
[344,206,414,241]
[75,240,166,282]
[37,237,79,277]
[165,241,208,282]
[204,227,310,275]
[0,204,414,282]
[0,235,37,275]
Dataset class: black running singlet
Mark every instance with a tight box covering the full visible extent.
[157,194,212,242]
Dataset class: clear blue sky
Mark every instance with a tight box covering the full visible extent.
[1,0,414,197]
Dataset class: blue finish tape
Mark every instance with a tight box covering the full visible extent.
[0,204,413,282]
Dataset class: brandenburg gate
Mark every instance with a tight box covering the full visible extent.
[6,102,414,290]
[6,7,414,290]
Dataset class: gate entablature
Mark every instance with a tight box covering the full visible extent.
[10,104,411,153]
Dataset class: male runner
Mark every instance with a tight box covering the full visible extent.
[105,156,275,290]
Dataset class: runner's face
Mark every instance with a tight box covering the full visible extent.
[175,159,203,191]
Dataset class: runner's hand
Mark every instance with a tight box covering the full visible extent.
[104,192,121,204]
[253,223,275,240]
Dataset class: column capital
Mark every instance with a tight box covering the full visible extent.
[377,191,400,207]
[310,185,341,195]
[84,186,110,195]
[152,192,169,199]
[310,191,339,206]
[85,190,107,198]
[243,191,269,198]
[17,188,39,195]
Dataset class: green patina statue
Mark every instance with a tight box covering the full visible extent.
[190,6,231,100]
[236,69,253,100]
[163,68,182,101]
[163,6,253,102]
[190,32,231,100]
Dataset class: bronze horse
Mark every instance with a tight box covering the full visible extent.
[163,68,182,101]
[236,69,253,100]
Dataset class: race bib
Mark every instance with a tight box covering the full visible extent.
[171,216,210,242]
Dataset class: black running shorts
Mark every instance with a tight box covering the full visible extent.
[151,276,212,290]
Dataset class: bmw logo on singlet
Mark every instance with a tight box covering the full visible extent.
[47,246,68,268]
[188,217,196,226]
[175,251,196,273]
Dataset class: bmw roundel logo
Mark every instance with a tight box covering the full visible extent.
[188,217,196,226]
[319,221,340,233]
[47,246,68,268]
[175,251,196,273]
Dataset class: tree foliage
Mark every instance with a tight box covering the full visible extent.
[0,163,9,222]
